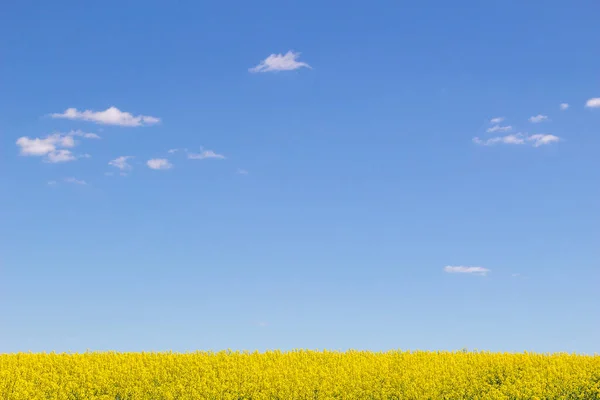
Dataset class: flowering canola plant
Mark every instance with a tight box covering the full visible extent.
[1,350,599,399]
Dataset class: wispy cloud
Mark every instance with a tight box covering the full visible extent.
[236,168,249,175]
[249,51,311,73]
[473,133,559,147]
[147,158,173,170]
[47,180,57,186]
[473,134,524,146]
[529,114,549,123]
[109,156,134,171]
[560,103,569,111]
[585,98,600,108]
[15,132,95,163]
[528,134,560,147]
[444,266,490,276]
[68,130,101,139]
[486,125,512,133]
[46,149,76,163]
[490,117,504,124]
[51,106,160,127]
[64,177,87,185]
[187,149,226,160]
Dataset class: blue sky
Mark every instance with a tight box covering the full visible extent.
[1,0,599,354]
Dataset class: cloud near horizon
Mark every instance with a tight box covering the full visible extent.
[249,51,311,73]
[51,106,160,127]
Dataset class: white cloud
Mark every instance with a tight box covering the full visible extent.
[560,103,569,111]
[528,134,560,147]
[473,133,559,147]
[47,180,57,185]
[109,156,134,171]
[236,168,249,175]
[46,149,76,163]
[486,125,512,133]
[16,136,58,155]
[585,98,600,108]
[529,114,549,123]
[64,177,87,185]
[147,158,173,170]
[167,148,189,155]
[51,106,160,127]
[444,266,490,276]
[473,134,525,146]
[68,130,101,139]
[249,51,311,73]
[15,133,91,163]
[16,131,98,163]
[490,117,504,124]
[187,149,226,160]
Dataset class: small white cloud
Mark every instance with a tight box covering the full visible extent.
[444,266,490,276]
[109,156,134,171]
[167,148,189,155]
[147,158,173,170]
[249,51,311,73]
[68,130,101,139]
[560,103,569,111]
[46,149,76,163]
[256,322,268,327]
[473,133,559,147]
[585,98,600,108]
[51,106,160,127]
[490,117,504,124]
[64,177,87,185]
[236,168,249,175]
[473,134,525,146]
[188,149,226,160]
[47,180,57,185]
[527,134,560,147]
[486,125,512,133]
[529,114,549,123]
[511,273,521,277]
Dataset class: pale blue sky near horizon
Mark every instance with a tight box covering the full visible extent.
[1,0,599,354]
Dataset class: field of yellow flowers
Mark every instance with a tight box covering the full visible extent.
[1,350,599,399]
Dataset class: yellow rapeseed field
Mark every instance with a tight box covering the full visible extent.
[1,350,599,399]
